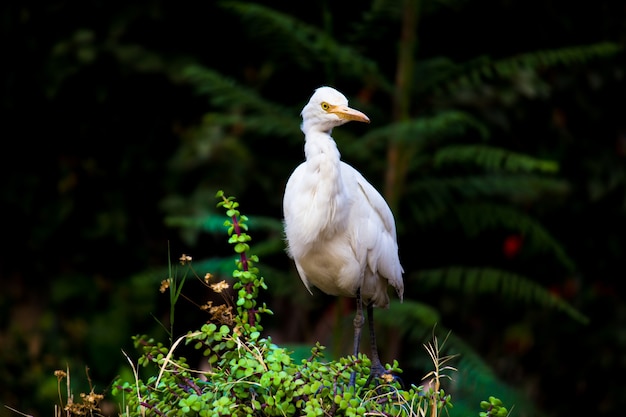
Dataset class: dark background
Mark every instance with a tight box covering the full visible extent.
[1,1,625,416]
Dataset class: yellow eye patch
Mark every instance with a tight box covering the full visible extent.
[320,102,330,111]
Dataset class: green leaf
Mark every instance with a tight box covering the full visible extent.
[234,242,249,253]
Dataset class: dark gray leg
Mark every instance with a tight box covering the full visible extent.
[349,288,364,386]
[366,303,386,379]
[364,303,403,388]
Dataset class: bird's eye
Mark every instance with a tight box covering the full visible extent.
[321,102,330,111]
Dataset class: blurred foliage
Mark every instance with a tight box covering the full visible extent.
[1,1,625,417]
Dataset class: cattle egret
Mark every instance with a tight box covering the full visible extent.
[283,86,404,385]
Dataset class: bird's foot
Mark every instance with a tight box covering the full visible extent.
[363,364,404,389]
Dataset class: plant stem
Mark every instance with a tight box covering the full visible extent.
[230,215,249,272]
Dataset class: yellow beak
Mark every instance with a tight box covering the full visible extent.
[328,105,370,123]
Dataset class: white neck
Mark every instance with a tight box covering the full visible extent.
[304,130,340,162]
[300,130,347,237]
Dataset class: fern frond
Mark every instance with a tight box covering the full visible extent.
[407,200,576,272]
[453,203,576,271]
[236,113,301,137]
[361,110,489,148]
[407,197,450,226]
[442,42,621,92]
[220,1,390,90]
[417,267,589,324]
[376,299,441,332]
[183,65,291,115]
[181,66,300,138]
[496,42,620,74]
[433,144,559,173]
[410,174,569,202]
[196,112,300,138]
[412,56,459,95]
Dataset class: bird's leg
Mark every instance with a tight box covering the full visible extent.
[365,303,386,381]
[363,303,404,388]
[349,288,365,386]
[352,288,365,357]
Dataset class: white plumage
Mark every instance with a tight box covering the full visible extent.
[283,86,404,384]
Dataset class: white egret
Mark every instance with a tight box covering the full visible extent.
[283,86,404,385]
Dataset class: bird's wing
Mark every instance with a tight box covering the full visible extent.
[283,163,316,294]
[346,163,398,240]
[284,161,326,246]
[342,163,404,300]
[283,162,306,258]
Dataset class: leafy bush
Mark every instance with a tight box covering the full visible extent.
[107,192,506,417]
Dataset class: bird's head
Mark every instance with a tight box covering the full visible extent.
[301,86,370,134]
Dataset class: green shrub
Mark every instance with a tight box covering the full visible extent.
[107,192,506,417]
